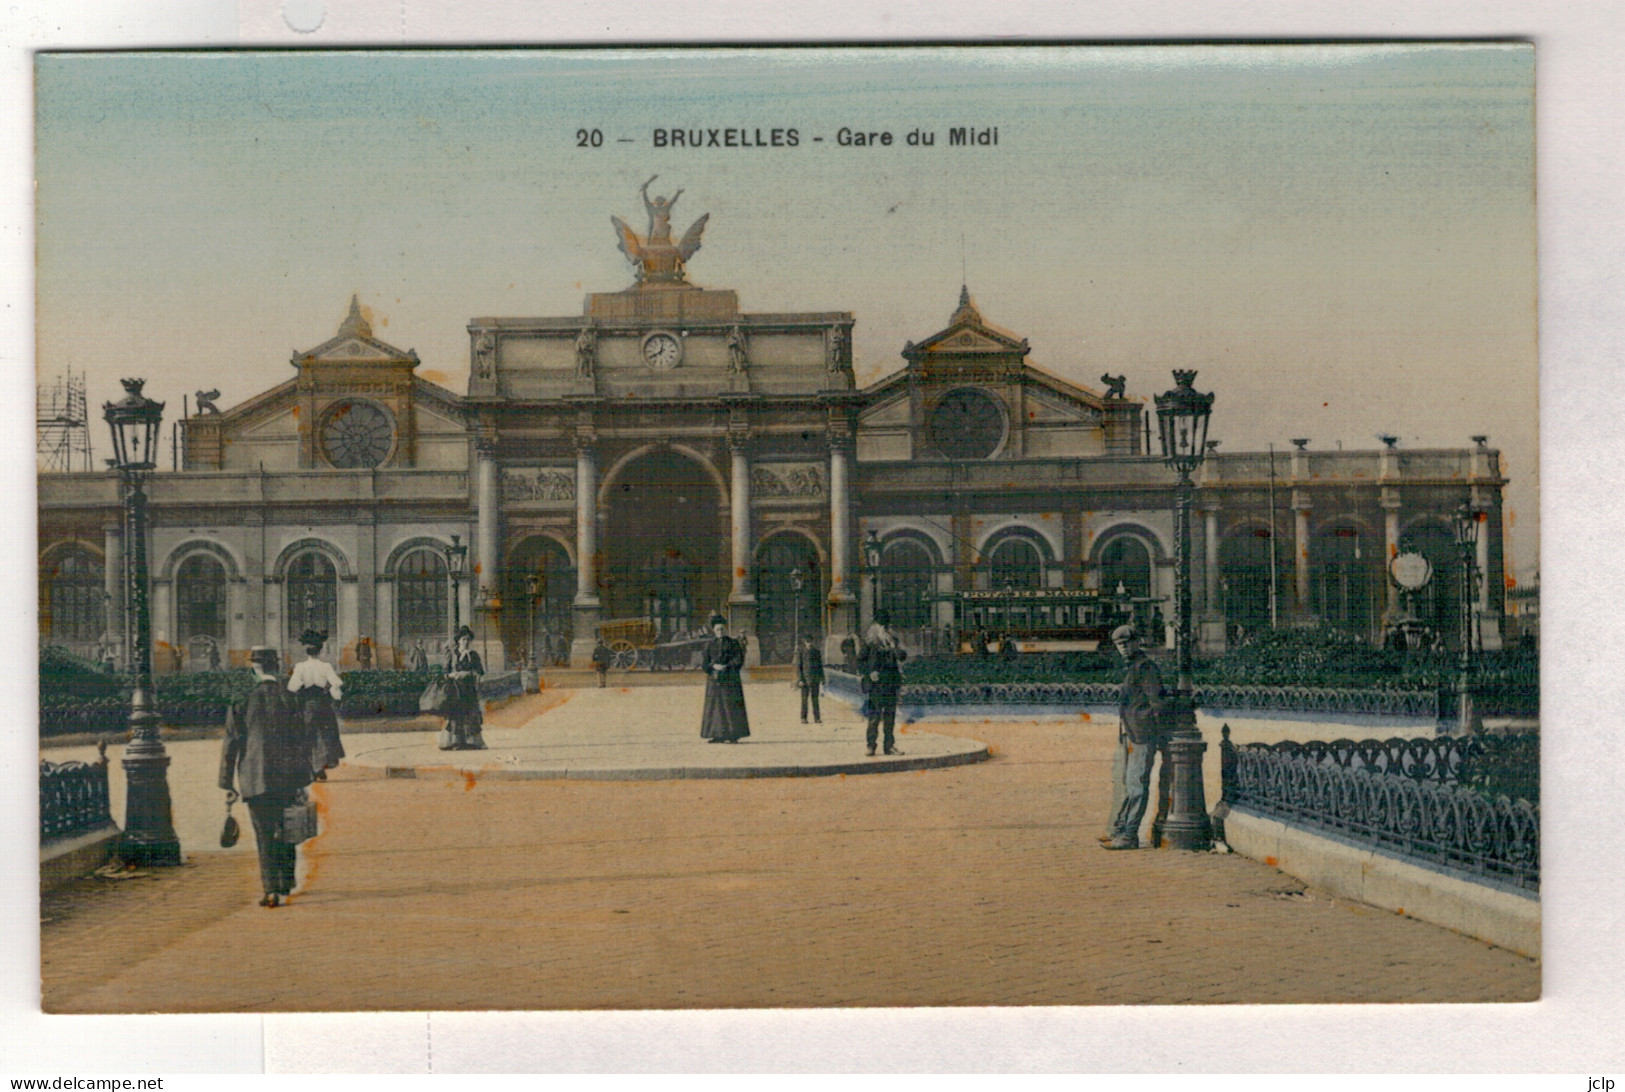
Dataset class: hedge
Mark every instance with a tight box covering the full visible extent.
[38,647,443,737]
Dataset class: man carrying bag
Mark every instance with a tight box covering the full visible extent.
[220,646,316,907]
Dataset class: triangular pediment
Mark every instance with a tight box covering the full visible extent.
[858,389,913,426]
[903,288,1030,364]
[298,333,417,365]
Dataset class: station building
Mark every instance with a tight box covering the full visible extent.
[37,214,1509,672]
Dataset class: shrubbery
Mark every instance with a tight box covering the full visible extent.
[38,646,443,736]
[1462,731,1540,805]
[900,627,1538,702]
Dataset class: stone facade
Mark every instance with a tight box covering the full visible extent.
[38,267,1509,673]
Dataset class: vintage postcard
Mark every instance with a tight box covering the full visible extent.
[35,44,1538,1014]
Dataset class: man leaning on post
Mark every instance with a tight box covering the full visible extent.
[1102,623,1168,851]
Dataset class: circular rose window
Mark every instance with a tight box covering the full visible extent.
[320,400,395,468]
[929,388,1005,460]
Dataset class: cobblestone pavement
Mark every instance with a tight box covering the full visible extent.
[41,686,1538,1012]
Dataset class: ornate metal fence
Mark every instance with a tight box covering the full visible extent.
[40,741,114,843]
[1220,727,1539,891]
[478,670,523,703]
[871,677,1438,718]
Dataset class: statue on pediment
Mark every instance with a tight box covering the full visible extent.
[575,322,597,378]
[611,176,710,285]
[727,325,749,373]
[474,332,496,379]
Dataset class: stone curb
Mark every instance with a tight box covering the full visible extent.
[363,745,991,782]
[1223,806,1540,958]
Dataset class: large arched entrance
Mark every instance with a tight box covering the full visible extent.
[602,449,727,641]
[501,537,576,665]
[754,533,822,664]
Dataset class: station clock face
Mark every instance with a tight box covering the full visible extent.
[1389,551,1433,591]
[320,400,395,468]
[642,330,683,369]
[929,387,1005,459]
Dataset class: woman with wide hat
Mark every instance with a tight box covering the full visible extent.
[699,613,749,743]
[441,624,486,750]
[287,628,344,779]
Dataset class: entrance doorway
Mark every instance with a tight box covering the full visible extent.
[501,537,576,665]
[602,449,726,641]
[755,534,822,664]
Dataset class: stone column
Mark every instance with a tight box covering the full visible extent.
[1382,490,1402,622]
[103,519,125,669]
[1292,492,1313,623]
[825,433,857,657]
[1199,503,1225,654]
[475,439,500,599]
[728,433,753,605]
[570,431,601,667]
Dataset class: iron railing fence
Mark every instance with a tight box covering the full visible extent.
[40,742,114,843]
[1220,727,1539,891]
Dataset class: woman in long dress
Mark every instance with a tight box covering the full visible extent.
[287,627,344,779]
[441,625,486,751]
[699,613,749,744]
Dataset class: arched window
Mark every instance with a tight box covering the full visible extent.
[987,535,1043,590]
[42,546,104,649]
[397,549,448,643]
[176,554,227,665]
[1099,535,1153,600]
[501,538,576,664]
[1219,527,1277,637]
[1313,523,1379,638]
[878,537,934,631]
[1402,522,1466,649]
[287,552,337,644]
[755,535,823,664]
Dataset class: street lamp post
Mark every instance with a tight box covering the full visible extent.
[526,573,541,666]
[1153,369,1216,852]
[103,378,181,867]
[444,533,468,642]
[790,566,804,660]
[863,529,883,627]
[1453,503,1483,736]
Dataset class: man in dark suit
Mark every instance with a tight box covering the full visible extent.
[795,633,824,724]
[1103,624,1168,850]
[858,610,908,756]
[219,646,314,907]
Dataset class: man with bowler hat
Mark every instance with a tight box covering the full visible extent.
[1103,623,1168,850]
[220,646,314,907]
[795,633,824,724]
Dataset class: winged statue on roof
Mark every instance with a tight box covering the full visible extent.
[610,176,710,285]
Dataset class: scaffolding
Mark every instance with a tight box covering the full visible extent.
[37,369,94,473]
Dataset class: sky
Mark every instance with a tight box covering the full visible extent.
[34,45,1538,577]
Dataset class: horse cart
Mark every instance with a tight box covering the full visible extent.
[595,618,711,671]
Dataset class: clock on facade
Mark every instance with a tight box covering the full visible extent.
[929,387,1005,459]
[641,330,683,369]
[320,399,395,468]
[1389,551,1433,591]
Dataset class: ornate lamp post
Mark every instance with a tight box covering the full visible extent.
[444,533,468,641]
[103,378,181,866]
[1452,503,1483,735]
[790,566,804,659]
[863,529,883,624]
[1153,369,1215,851]
[526,573,541,665]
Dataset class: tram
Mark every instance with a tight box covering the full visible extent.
[940,588,1164,653]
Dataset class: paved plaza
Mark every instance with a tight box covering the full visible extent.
[40,679,1538,1011]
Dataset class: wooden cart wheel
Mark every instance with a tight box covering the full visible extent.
[610,638,638,670]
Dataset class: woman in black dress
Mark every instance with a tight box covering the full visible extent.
[699,613,749,744]
[440,625,486,751]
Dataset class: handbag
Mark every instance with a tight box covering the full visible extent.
[219,793,241,848]
[280,795,319,844]
[419,676,453,715]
